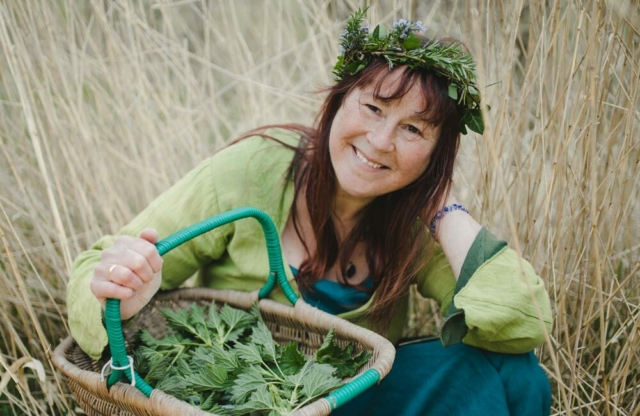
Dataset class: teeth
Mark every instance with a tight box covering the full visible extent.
[355,149,383,169]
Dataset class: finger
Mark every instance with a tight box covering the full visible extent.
[130,231,163,273]
[90,279,136,301]
[127,238,163,276]
[139,228,159,244]
[106,263,145,291]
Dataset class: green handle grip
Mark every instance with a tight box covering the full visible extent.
[104,207,299,394]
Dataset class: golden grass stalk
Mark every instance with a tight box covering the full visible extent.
[0,0,638,414]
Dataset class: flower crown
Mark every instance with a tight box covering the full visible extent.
[332,9,484,135]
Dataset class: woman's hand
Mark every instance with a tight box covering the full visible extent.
[90,229,163,320]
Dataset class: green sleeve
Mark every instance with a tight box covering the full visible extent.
[67,156,230,360]
[416,228,553,354]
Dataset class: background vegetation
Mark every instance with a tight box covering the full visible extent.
[1,0,638,414]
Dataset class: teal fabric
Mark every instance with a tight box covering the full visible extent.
[290,266,373,315]
[333,339,551,416]
[440,227,508,346]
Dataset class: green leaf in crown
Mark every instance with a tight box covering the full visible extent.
[333,8,485,135]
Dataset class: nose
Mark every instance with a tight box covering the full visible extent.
[367,120,395,152]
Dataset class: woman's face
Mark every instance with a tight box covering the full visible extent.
[329,71,440,205]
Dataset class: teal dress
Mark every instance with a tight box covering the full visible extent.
[293,234,552,416]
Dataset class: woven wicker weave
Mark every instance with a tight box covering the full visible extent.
[53,287,396,416]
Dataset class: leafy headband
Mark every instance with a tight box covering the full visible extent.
[332,9,484,135]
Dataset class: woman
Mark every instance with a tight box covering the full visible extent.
[68,11,553,415]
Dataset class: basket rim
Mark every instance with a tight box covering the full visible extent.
[53,288,396,416]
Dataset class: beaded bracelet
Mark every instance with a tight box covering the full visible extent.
[429,203,470,236]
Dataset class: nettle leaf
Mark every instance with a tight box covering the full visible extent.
[187,304,207,327]
[220,304,255,331]
[161,307,192,332]
[315,327,372,378]
[250,302,265,324]
[145,355,174,384]
[251,322,277,362]
[173,356,192,378]
[278,342,306,376]
[300,363,342,400]
[235,343,263,365]
[230,366,266,404]
[210,344,240,371]
[234,385,275,414]
[155,375,188,397]
[189,364,228,391]
[190,346,215,368]
[207,302,223,331]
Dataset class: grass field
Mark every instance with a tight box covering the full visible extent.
[1,0,638,414]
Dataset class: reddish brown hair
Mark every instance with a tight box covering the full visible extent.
[241,47,462,334]
[290,57,461,333]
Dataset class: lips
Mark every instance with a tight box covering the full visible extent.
[353,146,387,169]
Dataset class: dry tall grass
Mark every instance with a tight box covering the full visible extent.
[0,0,638,415]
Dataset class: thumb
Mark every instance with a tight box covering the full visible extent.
[139,228,159,244]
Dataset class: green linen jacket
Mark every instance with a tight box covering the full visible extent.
[67,130,553,360]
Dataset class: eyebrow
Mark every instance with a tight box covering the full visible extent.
[409,115,430,124]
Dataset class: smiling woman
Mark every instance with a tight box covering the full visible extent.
[66,9,553,416]
[329,70,440,203]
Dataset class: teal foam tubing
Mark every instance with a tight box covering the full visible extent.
[104,207,300,393]
[325,369,381,410]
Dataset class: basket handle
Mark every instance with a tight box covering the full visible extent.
[104,206,299,394]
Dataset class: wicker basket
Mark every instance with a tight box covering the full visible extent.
[53,208,396,415]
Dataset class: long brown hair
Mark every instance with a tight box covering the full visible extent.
[291,56,462,332]
[241,48,462,334]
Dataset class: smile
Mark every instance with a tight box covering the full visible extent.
[354,147,386,169]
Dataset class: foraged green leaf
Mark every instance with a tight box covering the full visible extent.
[300,363,342,400]
[220,304,255,332]
[278,343,306,376]
[251,322,277,362]
[230,366,266,404]
[235,342,264,365]
[315,327,372,378]
[161,307,192,332]
[234,385,276,414]
[136,302,368,414]
[189,364,228,391]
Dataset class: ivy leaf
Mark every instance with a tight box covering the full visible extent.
[278,343,306,376]
[461,108,484,135]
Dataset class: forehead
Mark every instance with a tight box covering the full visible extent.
[358,70,427,112]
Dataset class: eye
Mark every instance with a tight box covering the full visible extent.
[406,124,422,136]
[365,104,381,115]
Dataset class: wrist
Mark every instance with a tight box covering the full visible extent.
[429,203,470,238]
